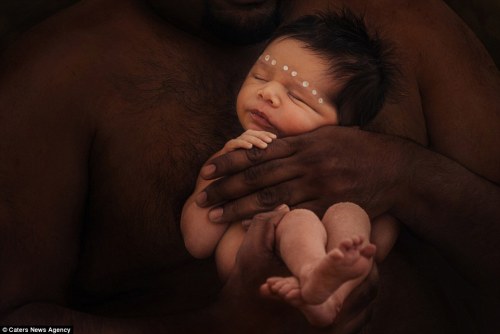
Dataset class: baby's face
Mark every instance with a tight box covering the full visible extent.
[236,37,339,137]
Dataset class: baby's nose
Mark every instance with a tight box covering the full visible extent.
[258,84,281,107]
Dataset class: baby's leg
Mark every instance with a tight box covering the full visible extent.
[262,275,362,328]
[261,204,375,326]
[215,223,246,282]
[298,202,375,304]
[273,208,328,295]
[266,204,375,304]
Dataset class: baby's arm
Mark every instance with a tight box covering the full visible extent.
[181,130,276,258]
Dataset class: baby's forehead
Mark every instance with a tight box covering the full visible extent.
[255,52,326,105]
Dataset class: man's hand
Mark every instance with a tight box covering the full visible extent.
[195,126,414,223]
[329,264,379,334]
[222,205,291,299]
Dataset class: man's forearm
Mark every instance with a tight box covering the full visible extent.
[391,143,500,296]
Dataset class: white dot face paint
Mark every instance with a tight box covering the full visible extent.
[257,53,328,108]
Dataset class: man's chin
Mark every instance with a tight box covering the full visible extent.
[202,0,282,45]
[224,0,268,5]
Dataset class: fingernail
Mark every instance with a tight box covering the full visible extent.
[208,207,223,222]
[195,192,207,205]
[201,164,216,177]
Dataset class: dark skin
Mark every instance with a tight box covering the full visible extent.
[0,0,374,333]
[0,0,499,333]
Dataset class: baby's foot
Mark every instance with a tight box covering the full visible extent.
[261,277,343,328]
[300,293,344,327]
[261,276,303,307]
[300,236,375,304]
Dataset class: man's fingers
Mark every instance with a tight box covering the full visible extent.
[222,207,290,302]
[241,219,275,255]
[205,179,305,223]
[239,205,289,253]
[253,204,290,226]
[197,157,300,208]
[235,207,290,280]
[200,138,295,179]
[237,205,290,276]
[235,214,279,280]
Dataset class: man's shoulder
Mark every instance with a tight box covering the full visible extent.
[3,2,133,69]
[0,0,162,111]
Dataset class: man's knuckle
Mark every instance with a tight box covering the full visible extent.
[242,165,262,185]
[224,200,239,217]
[204,181,223,201]
[215,152,234,170]
[257,186,289,207]
[245,146,265,163]
[279,137,297,155]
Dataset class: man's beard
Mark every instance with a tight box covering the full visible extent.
[202,0,282,45]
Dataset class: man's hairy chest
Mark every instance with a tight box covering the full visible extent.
[73,60,242,296]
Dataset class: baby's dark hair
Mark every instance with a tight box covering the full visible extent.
[269,10,399,126]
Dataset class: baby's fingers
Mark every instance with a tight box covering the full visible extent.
[240,130,277,149]
[244,129,277,143]
[225,138,253,151]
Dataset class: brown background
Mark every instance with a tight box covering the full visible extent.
[0,0,499,67]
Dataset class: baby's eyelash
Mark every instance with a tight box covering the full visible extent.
[252,74,267,81]
[288,92,304,103]
[288,92,317,112]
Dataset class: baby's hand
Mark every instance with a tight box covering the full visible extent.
[224,130,277,152]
